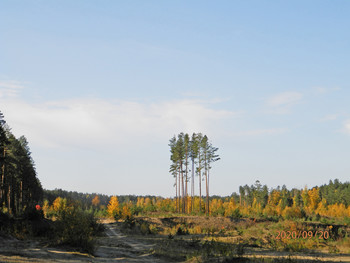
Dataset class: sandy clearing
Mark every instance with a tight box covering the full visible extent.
[1,220,349,263]
[94,223,165,262]
[0,222,165,263]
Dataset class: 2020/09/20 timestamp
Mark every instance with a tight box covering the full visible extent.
[275,230,330,240]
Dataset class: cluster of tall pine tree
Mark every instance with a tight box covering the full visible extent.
[0,111,42,216]
[169,132,220,215]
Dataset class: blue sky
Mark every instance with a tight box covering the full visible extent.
[1,1,350,196]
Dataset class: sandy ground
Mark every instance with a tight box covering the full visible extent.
[93,223,165,262]
[0,221,349,263]
[0,222,165,263]
[243,248,350,262]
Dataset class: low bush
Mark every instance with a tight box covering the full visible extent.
[189,225,202,234]
[229,208,242,219]
[54,208,100,254]
[0,209,54,239]
[176,225,189,235]
[201,239,245,259]
[140,222,151,235]
[122,215,136,229]
[22,207,44,221]
[282,239,305,252]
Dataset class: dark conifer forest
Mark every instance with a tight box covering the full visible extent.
[0,111,43,216]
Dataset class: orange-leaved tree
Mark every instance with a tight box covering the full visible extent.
[92,195,100,208]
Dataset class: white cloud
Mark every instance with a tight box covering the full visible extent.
[320,114,339,122]
[218,128,288,138]
[344,120,350,134]
[0,81,25,98]
[266,92,303,107]
[0,97,236,150]
[312,87,327,94]
[265,91,303,114]
[232,128,288,137]
[311,87,341,95]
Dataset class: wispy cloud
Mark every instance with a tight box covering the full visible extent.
[312,87,327,94]
[344,120,350,135]
[0,96,236,150]
[0,81,25,98]
[266,91,303,107]
[265,91,303,114]
[320,114,339,122]
[311,87,341,95]
[229,128,288,137]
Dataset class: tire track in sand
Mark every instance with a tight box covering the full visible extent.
[94,223,164,262]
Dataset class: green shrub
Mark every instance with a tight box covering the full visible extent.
[122,215,136,229]
[201,239,245,259]
[140,222,151,235]
[149,224,158,234]
[30,218,54,237]
[55,208,99,254]
[341,217,350,225]
[22,207,44,220]
[176,225,189,235]
[315,213,321,221]
[229,208,242,219]
[283,240,305,252]
[94,208,108,218]
[130,206,143,216]
[0,211,10,232]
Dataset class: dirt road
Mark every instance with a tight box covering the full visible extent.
[0,223,165,263]
[94,223,165,262]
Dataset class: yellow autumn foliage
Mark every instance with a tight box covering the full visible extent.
[307,188,320,211]
[52,197,67,213]
[107,196,120,218]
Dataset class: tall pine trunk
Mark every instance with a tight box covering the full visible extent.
[205,156,209,216]
[191,157,194,213]
[199,173,201,213]
[178,165,181,213]
[7,184,11,214]
[0,164,4,202]
[175,173,178,213]
[181,163,185,213]
[20,180,23,212]
[185,158,188,213]
[0,148,5,203]
[206,169,209,216]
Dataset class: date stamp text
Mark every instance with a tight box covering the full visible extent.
[275,230,329,240]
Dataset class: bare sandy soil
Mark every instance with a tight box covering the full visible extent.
[0,220,349,263]
[93,223,165,262]
[0,235,93,262]
[0,222,165,263]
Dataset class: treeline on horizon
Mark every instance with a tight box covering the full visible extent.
[44,178,350,208]
[43,178,350,222]
[43,188,160,210]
